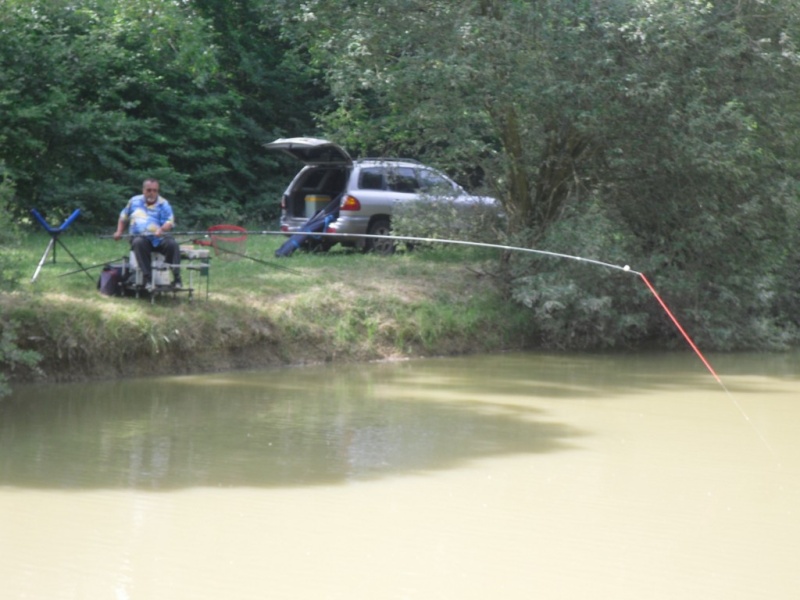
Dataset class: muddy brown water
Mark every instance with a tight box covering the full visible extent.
[1,352,798,599]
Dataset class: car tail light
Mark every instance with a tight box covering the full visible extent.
[281,224,289,232]
[340,195,361,211]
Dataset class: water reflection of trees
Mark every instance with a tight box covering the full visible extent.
[0,353,721,490]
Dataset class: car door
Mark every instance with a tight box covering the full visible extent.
[266,138,353,224]
[265,137,352,166]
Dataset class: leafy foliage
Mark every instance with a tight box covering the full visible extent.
[279,0,800,350]
[0,0,322,228]
[0,320,43,399]
[392,197,505,247]
[0,170,21,291]
[2,0,800,351]
[0,173,42,398]
[508,198,648,350]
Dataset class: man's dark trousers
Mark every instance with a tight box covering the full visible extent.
[131,236,181,283]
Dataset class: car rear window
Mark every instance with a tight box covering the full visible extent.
[299,168,327,188]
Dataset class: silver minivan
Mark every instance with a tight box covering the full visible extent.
[267,137,497,254]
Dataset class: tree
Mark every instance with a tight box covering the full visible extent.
[0,0,328,227]
[583,0,800,348]
[0,0,240,225]
[279,0,800,349]
[276,1,611,236]
[191,0,329,221]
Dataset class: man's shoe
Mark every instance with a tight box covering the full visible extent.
[172,279,182,290]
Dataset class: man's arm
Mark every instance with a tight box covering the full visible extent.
[114,200,133,240]
[157,202,175,236]
[113,217,126,241]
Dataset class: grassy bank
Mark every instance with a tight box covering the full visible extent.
[1,232,536,384]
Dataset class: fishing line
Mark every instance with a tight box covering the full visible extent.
[638,273,721,385]
[639,272,777,457]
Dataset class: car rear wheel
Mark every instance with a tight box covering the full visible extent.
[364,218,395,255]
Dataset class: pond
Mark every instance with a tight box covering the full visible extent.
[1,351,798,599]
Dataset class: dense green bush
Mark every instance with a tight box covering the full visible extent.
[279,0,800,350]
[3,0,800,352]
[506,199,649,350]
[392,195,506,247]
[0,172,21,290]
[0,173,42,398]
[0,0,323,229]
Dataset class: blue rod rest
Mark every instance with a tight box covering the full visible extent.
[30,208,81,235]
[29,207,91,283]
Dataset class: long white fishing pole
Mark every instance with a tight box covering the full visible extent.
[146,230,640,273]
[104,228,778,456]
[319,232,641,274]
[101,229,715,385]
[324,233,777,457]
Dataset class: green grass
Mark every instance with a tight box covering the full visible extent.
[2,232,537,384]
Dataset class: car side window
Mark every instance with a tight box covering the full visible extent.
[387,167,418,193]
[418,169,456,194]
[359,167,385,190]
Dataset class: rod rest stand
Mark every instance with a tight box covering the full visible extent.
[30,208,92,283]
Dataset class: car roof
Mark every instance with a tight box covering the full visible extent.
[354,158,427,169]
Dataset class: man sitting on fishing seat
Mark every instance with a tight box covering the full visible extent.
[113,178,182,291]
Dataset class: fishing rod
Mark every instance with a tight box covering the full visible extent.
[106,230,639,274]
[101,229,775,455]
[208,244,302,275]
[98,233,301,275]
[57,236,205,278]
[99,230,709,380]
[164,230,719,368]
[58,256,127,278]
[302,233,779,455]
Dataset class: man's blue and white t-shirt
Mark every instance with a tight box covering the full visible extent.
[119,195,175,247]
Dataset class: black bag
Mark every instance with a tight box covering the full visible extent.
[97,266,122,296]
